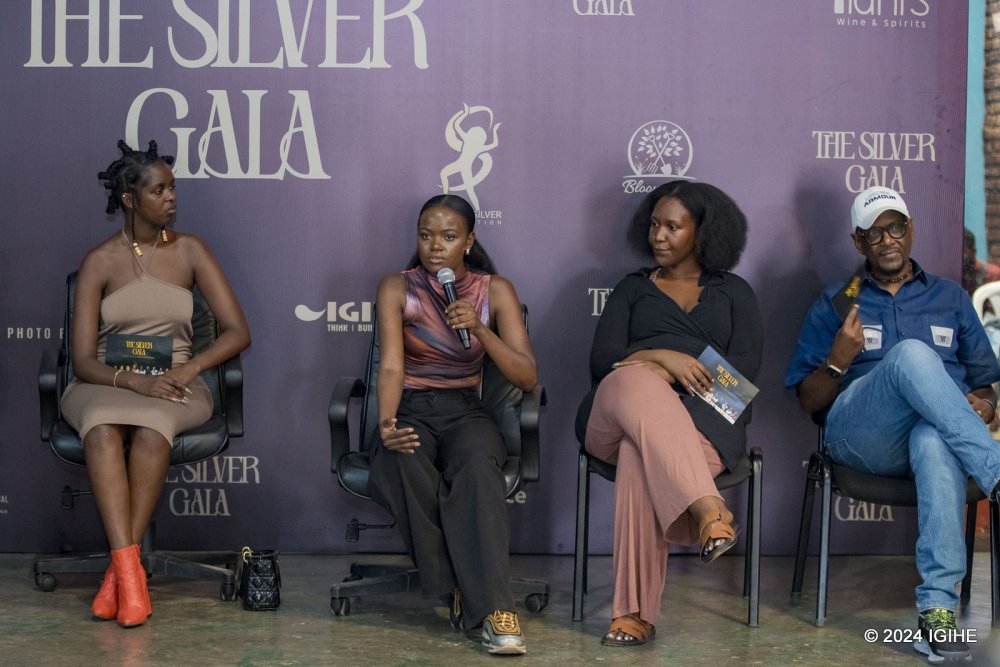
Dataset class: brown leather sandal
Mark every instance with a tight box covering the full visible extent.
[601,614,655,647]
[699,513,740,564]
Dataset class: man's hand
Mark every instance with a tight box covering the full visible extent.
[967,393,997,425]
[828,303,864,369]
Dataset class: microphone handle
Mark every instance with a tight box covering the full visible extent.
[442,282,472,350]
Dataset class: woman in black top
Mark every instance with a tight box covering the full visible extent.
[576,180,762,646]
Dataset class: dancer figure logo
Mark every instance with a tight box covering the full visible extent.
[440,104,501,211]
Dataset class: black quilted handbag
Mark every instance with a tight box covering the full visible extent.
[238,546,281,611]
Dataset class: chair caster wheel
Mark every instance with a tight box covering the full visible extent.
[331,597,351,616]
[35,572,57,592]
[524,593,548,613]
[220,582,237,601]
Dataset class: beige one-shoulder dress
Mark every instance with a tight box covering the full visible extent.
[61,271,213,445]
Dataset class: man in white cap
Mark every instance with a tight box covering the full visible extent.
[785,186,1000,663]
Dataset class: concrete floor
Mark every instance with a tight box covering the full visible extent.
[1,551,998,666]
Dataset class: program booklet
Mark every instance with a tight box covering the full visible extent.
[105,333,172,376]
[695,345,759,425]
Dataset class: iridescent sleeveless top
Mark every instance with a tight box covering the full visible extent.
[402,267,491,389]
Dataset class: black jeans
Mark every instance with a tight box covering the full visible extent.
[368,388,513,626]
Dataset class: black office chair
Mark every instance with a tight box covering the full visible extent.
[791,427,1000,627]
[34,272,245,600]
[328,306,549,618]
[572,436,762,627]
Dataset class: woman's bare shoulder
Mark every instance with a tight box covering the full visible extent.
[77,232,127,275]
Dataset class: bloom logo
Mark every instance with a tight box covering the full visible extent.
[295,301,374,333]
[622,120,694,194]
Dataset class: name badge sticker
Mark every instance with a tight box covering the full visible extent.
[930,325,954,347]
[862,325,883,351]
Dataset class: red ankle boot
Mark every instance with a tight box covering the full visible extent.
[91,562,117,620]
[111,544,150,627]
[134,544,152,618]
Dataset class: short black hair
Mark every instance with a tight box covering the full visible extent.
[626,180,747,272]
[97,139,175,215]
[407,194,497,274]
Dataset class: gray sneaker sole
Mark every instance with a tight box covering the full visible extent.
[482,628,526,655]
[913,639,971,664]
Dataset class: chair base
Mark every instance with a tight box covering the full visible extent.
[790,450,1000,627]
[572,447,762,627]
[33,548,240,601]
[329,562,550,618]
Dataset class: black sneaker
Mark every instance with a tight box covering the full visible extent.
[913,608,971,663]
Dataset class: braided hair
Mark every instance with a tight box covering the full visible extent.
[406,194,498,274]
[97,140,175,215]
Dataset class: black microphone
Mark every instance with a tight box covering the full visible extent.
[436,267,471,350]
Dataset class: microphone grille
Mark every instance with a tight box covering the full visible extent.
[436,267,456,284]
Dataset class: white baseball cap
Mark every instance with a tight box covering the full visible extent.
[850,186,910,231]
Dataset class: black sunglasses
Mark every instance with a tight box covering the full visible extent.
[859,219,909,246]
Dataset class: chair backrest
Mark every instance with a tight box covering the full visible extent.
[973,280,1000,322]
[47,272,234,466]
[356,305,528,466]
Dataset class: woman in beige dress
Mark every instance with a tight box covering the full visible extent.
[60,140,250,627]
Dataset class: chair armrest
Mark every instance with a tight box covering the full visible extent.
[517,384,546,484]
[39,348,65,442]
[329,377,366,473]
[221,355,244,438]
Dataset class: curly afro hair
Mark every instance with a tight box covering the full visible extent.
[626,180,748,272]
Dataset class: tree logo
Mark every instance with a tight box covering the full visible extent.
[627,121,693,178]
[622,120,695,193]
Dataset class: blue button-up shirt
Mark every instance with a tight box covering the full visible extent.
[785,260,1000,395]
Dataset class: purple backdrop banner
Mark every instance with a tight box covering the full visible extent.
[0,0,964,557]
